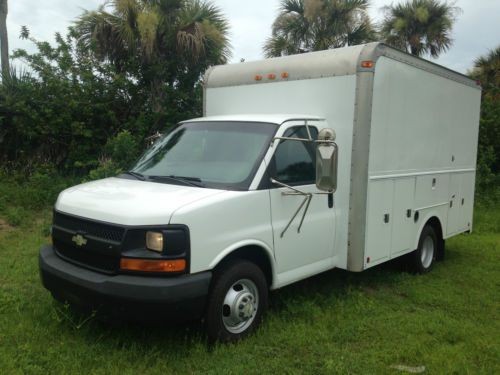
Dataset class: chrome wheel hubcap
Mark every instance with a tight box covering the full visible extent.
[421,236,435,269]
[222,279,259,334]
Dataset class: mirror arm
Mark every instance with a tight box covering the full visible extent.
[297,193,313,233]
[279,194,311,238]
[270,178,313,237]
[271,137,336,145]
[270,178,308,195]
[272,136,313,143]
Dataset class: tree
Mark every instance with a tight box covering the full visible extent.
[263,0,376,58]
[1,27,144,173]
[469,47,500,193]
[380,0,459,57]
[472,47,500,93]
[0,0,9,77]
[75,0,230,115]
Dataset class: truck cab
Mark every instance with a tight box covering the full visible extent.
[40,114,339,342]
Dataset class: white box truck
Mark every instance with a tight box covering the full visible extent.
[39,42,481,342]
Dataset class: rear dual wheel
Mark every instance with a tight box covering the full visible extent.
[205,260,268,343]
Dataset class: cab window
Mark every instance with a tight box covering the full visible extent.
[271,126,318,186]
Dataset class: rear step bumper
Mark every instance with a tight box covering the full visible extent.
[39,245,211,321]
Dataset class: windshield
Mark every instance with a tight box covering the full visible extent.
[131,121,278,190]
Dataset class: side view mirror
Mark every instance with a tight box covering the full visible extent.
[316,129,338,192]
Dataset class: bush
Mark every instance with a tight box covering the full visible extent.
[105,130,141,170]
[87,130,142,181]
[0,168,76,213]
[0,24,205,177]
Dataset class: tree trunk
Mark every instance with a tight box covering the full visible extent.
[0,0,9,77]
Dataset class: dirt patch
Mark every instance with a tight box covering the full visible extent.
[0,218,14,232]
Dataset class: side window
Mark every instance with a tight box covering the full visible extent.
[272,126,318,186]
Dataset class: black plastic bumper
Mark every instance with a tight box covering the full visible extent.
[39,245,212,321]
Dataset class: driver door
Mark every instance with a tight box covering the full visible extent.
[265,123,336,283]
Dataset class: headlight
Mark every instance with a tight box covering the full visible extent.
[146,231,164,252]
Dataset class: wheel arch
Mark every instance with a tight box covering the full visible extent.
[416,214,445,261]
[209,241,276,288]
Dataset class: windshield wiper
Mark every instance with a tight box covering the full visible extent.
[123,171,146,181]
[149,175,205,188]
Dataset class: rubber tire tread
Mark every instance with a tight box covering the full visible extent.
[205,260,268,343]
[409,224,437,274]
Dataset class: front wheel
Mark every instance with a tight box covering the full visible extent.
[205,260,268,343]
[408,225,437,273]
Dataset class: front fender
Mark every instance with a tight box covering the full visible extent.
[209,239,277,289]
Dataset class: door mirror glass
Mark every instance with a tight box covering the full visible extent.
[315,129,338,192]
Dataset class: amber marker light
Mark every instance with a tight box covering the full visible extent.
[361,60,374,68]
[281,72,289,79]
[255,74,263,81]
[120,258,186,273]
[267,73,277,80]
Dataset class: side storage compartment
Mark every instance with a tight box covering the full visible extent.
[365,177,418,269]
[446,172,475,236]
[390,177,417,257]
[365,180,394,267]
[459,172,475,232]
[414,174,450,210]
[446,173,461,235]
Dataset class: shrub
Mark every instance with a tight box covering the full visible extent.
[87,130,142,181]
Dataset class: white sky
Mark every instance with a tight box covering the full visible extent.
[7,0,500,73]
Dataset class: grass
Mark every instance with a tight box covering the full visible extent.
[0,192,499,374]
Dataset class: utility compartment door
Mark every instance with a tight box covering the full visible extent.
[365,180,394,267]
[446,173,462,235]
[447,172,475,235]
[458,173,475,231]
[391,177,416,257]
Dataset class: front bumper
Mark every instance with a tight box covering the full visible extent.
[39,245,212,320]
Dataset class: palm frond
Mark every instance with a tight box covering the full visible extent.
[380,0,459,57]
[264,0,375,57]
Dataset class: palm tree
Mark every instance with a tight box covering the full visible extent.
[0,0,9,77]
[470,46,500,178]
[471,46,500,92]
[380,0,460,58]
[76,0,230,112]
[264,0,376,58]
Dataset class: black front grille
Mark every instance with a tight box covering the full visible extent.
[53,212,125,242]
[52,211,125,273]
[54,239,119,274]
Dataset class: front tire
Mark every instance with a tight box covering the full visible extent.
[409,225,437,273]
[205,260,268,343]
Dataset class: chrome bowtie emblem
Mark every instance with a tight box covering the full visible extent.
[72,234,88,247]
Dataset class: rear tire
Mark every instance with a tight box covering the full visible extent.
[408,225,438,273]
[205,260,268,343]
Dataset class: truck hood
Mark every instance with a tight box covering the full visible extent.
[55,177,225,226]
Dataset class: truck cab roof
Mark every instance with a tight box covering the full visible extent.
[183,114,325,125]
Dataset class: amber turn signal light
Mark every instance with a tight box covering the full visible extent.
[120,258,186,273]
[361,60,374,68]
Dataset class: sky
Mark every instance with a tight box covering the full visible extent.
[7,0,500,73]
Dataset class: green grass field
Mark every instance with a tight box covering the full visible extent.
[0,202,498,374]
